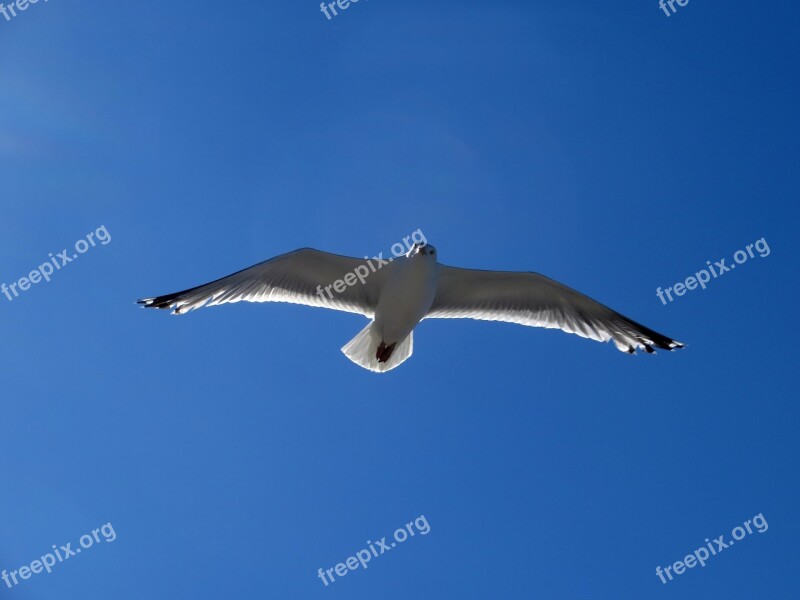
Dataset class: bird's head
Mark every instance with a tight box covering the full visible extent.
[408,242,437,260]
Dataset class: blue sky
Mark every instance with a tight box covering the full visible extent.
[1,1,798,598]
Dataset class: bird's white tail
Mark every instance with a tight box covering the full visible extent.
[341,322,414,373]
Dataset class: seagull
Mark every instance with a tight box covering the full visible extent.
[138,242,684,372]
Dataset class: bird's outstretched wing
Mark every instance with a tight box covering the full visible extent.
[138,248,386,317]
[427,266,684,354]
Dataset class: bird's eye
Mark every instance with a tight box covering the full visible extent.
[430,249,435,255]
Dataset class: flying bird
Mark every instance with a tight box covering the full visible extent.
[138,243,683,372]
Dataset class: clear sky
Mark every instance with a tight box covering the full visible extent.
[1,1,798,598]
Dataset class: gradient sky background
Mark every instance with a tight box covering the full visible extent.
[1,1,798,598]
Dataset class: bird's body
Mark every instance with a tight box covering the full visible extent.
[374,249,438,345]
[138,241,683,372]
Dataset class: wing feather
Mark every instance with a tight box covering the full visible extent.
[138,248,384,317]
[427,265,683,354]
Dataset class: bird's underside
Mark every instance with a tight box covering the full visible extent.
[138,246,684,372]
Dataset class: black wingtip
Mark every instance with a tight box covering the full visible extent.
[137,294,179,310]
[623,317,685,354]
